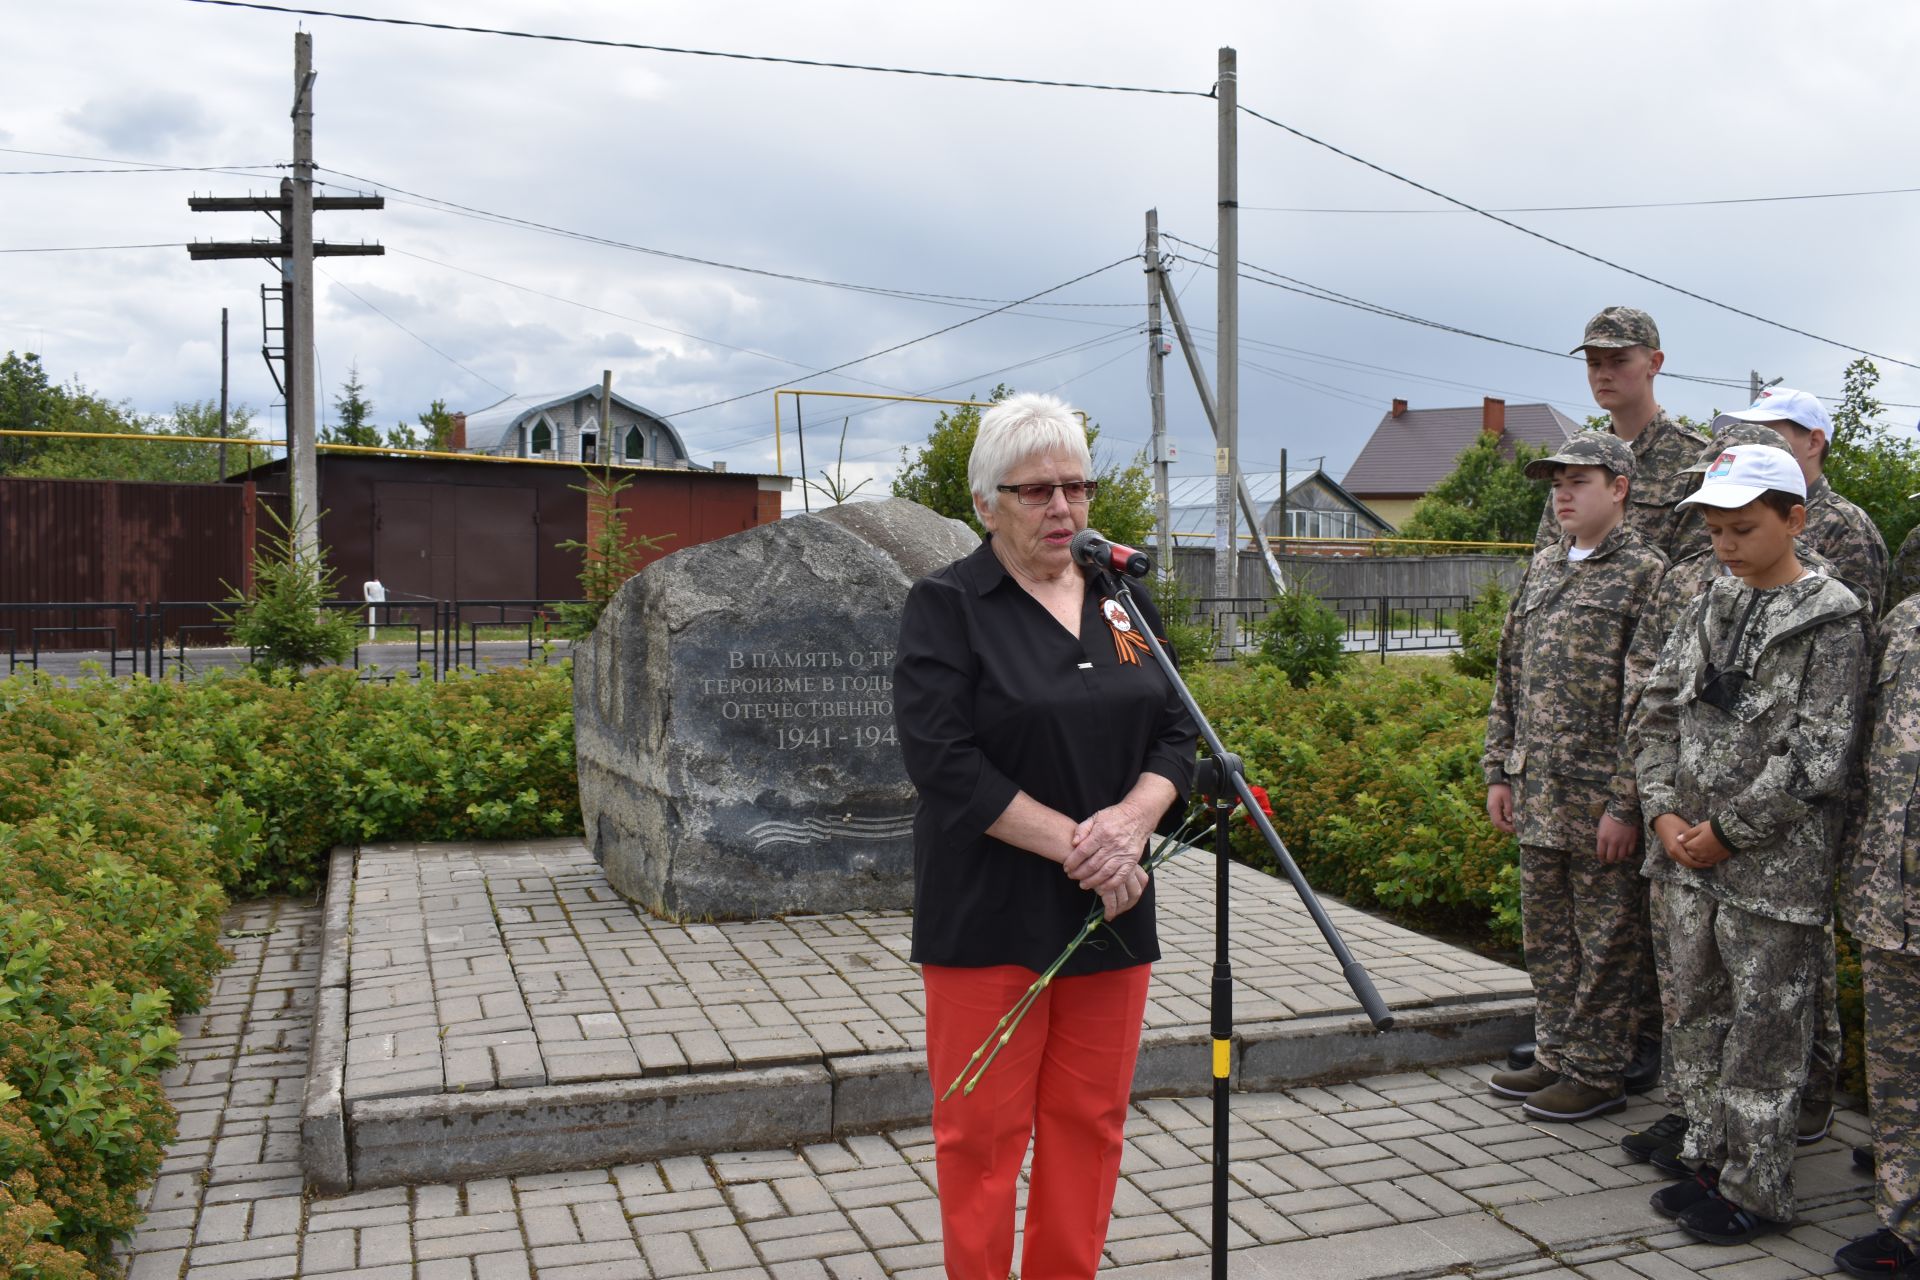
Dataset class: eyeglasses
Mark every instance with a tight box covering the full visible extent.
[996,480,1098,506]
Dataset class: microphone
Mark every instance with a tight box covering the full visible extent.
[1069,528,1153,578]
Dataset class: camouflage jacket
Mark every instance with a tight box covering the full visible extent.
[1535,409,1711,561]
[1803,476,1889,617]
[1484,523,1668,849]
[1631,573,1870,924]
[1625,544,1840,699]
[1841,594,1920,954]
[1890,524,1920,612]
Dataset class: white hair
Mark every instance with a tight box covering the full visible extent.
[967,392,1093,509]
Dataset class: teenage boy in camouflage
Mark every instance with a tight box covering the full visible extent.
[1485,431,1668,1122]
[1616,423,1842,1169]
[1632,443,1870,1245]
[1537,307,1711,563]
[1834,588,1920,1278]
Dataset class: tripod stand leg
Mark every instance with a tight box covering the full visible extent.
[1211,795,1233,1280]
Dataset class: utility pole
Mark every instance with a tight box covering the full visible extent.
[1278,447,1287,544]
[1145,210,1171,565]
[219,307,229,480]
[1213,47,1241,652]
[186,32,382,563]
[1749,370,1781,405]
[599,368,612,465]
[289,31,318,560]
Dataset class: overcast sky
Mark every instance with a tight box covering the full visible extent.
[5,0,1918,497]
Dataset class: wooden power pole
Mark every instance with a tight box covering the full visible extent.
[187,31,382,562]
[1145,210,1171,565]
[1213,47,1241,651]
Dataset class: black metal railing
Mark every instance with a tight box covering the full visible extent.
[1189,593,1470,663]
[2,598,588,682]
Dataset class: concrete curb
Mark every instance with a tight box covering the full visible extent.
[347,1064,835,1187]
[300,844,356,1192]
[1238,995,1535,1092]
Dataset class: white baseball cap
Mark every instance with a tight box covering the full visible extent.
[1677,443,1807,509]
[1710,387,1833,437]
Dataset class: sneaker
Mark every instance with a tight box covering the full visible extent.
[1834,1227,1918,1279]
[1855,1144,1877,1174]
[1622,1111,1688,1163]
[1507,1040,1538,1071]
[1523,1078,1627,1122]
[1649,1142,1692,1177]
[1624,1038,1661,1094]
[1488,1061,1557,1100]
[1679,1190,1782,1245]
[1650,1166,1720,1220]
[1797,1101,1835,1144]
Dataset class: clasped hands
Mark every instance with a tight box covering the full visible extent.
[1651,813,1732,869]
[1065,801,1152,922]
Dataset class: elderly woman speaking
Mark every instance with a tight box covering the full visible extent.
[894,392,1198,1279]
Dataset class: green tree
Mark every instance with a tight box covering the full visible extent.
[892,386,1155,545]
[1397,432,1554,544]
[0,350,60,472]
[16,399,263,483]
[414,398,457,451]
[1826,357,1920,553]
[322,364,379,446]
[218,506,361,678]
[1249,585,1352,687]
[551,466,672,638]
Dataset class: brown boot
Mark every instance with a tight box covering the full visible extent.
[1488,1060,1557,1099]
[1523,1077,1625,1122]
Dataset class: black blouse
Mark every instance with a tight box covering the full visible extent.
[893,539,1199,974]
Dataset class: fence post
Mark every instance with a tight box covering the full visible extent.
[1378,594,1389,664]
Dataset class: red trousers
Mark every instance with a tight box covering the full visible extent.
[923,962,1151,1280]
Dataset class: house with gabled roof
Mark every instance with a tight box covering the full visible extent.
[1164,467,1393,542]
[450,386,696,468]
[1340,397,1582,529]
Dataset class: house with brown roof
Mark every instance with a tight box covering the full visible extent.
[1340,397,1583,530]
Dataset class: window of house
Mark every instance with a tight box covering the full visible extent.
[581,432,598,464]
[530,420,552,454]
[624,426,644,461]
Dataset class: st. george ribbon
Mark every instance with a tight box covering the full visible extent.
[1069,528,1153,578]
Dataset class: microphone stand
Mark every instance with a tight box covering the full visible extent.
[1095,565,1395,1280]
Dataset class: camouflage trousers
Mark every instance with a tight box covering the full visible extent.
[1651,881,1821,1223]
[1520,843,1645,1088]
[1803,921,1842,1113]
[1864,946,1920,1249]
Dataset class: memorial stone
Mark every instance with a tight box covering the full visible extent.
[575,498,978,920]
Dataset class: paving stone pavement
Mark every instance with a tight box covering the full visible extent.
[123,897,1880,1279]
[341,839,1532,1102]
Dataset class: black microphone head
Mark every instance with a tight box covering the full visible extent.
[1068,528,1109,568]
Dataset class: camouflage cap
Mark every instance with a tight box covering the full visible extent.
[1572,306,1660,353]
[1522,429,1635,480]
[1684,420,1790,472]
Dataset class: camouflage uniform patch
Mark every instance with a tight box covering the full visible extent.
[1842,595,1920,1248]
[1890,525,1920,612]
[1863,947,1920,1250]
[1652,880,1822,1223]
[1803,476,1888,617]
[1485,523,1666,1087]
[1535,410,1711,562]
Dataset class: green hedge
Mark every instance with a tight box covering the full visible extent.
[1187,660,1522,947]
[0,665,579,1274]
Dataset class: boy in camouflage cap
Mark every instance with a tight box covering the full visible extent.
[1537,306,1712,562]
[1834,583,1920,1277]
[1484,430,1668,1122]
[1631,443,1870,1244]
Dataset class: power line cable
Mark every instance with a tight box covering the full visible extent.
[316,168,1134,314]
[317,267,512,394]
[0,145,283,181]
[1235,102,1920,371]
[1242,186,1920,215]
[660,255,1134,420]
[0,243,187,254]
[179,0,1213,98]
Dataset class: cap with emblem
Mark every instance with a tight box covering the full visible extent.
[1522,430,1636,480]
[1709,387,1832,438]
[1678,443,1806,508]
[1572,306,1661,353]
[1684,420,1790,472]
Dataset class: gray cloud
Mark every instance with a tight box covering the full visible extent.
[62,88,216,155]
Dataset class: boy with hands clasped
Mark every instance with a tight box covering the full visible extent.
[1630,443,1871,1245]
[1484,432,1667,1122]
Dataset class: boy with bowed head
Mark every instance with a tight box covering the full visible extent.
[1631,443,1871,1245]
